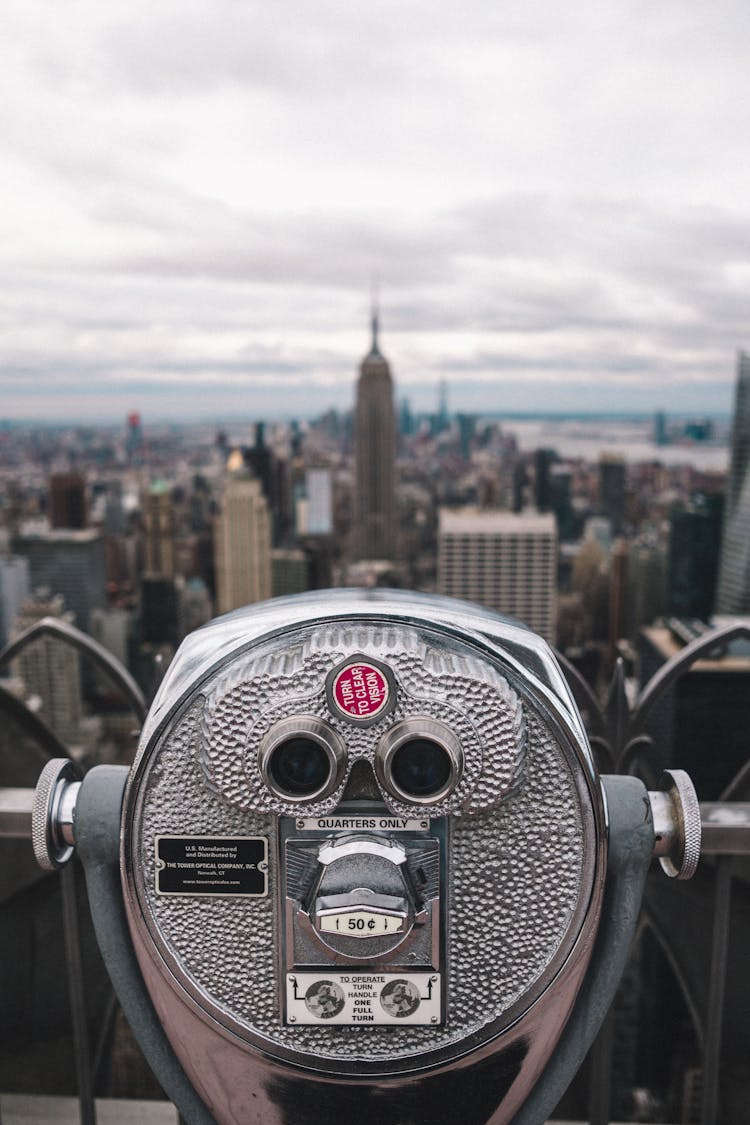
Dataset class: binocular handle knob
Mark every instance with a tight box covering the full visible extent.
[649,768,701,880]
[31,758,82,871]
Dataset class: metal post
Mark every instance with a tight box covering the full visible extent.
[61,862,97,1125]
[0,788,34,837]
[588,1005,614,1125]
[700,859,732,1125]
[91,991,118,1091]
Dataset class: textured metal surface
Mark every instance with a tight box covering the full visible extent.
[195,623,527,820]
[128,620,591,1067]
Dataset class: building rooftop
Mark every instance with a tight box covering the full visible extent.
[17,523,101,543]
[438,507,556,535]
[641,621,750,672]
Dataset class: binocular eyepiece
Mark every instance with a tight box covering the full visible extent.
[31,589,700,1125]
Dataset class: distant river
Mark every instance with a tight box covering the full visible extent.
[506,419,729,472]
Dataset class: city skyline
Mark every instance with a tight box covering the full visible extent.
[2,3,750,420]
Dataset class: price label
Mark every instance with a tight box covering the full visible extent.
[319,909,405,937]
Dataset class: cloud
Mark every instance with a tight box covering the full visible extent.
[0,191,747,410]
[0,2,749,419]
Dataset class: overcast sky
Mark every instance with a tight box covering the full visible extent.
[2,0,749,421]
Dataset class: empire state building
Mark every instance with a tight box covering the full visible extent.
[354,310,397,561]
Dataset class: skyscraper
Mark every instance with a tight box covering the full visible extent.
[10,591,83,747]
[599,454,626,536]
[126,411,143,460]
[49,473,87,529]
[271,548,310,597]
[437,508,558,643]
[143,481,176,577]
[0,554,30,647]
[214,476,272,613]
[354,310,397,561]
[300,468,333,536]
[716,351,750,613]
[13,526,106,631]
[244,423,291,545]
[534,449,556,512]
[668,495,723,620]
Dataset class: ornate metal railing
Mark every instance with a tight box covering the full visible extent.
[0,619,748,1125]
[556,624,750,1125]
[0,619,147,1125]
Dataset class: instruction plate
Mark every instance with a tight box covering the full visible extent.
[286,972,441,1025]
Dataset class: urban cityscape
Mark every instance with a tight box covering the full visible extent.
[0,317,748,1123]
[0,317,739,752]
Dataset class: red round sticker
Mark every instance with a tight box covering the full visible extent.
[332,662,390,720]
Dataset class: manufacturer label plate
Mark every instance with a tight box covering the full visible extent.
[155,835,268,897]
[286,972,441,1025]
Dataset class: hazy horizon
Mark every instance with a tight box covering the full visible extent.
[0,379,736,427]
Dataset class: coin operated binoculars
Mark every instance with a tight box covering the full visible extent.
[32,590,700,1125]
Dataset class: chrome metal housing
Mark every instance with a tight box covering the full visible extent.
[120,589,607,1125]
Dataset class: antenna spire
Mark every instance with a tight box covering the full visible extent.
[369,277,381,357]
[371,305,379,355]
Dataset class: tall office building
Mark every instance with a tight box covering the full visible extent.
[550,466,575,541]
[354,311,397,560]
[534,449,556,512]
[140,575,184,647]
[271,548,310,597]
[143,481,176,578]
[13,526,106,631]
[126,411,143,460]
[716,351,750,612]
[437,508,558,644]
[10,591,83,746]
[626,535,668,638]
[49,473,87,529]
[244,423,291,546]
[103,480,127,536]
[599,454,626,536]
[668,495,723,620]
[304,468,333,536]
[89,606,131,668]
[214,476,272,613]
[0,554,30,647]
[435,379,449,434]
[295,468,334,537]
[609,538,629,648]
[654,411,668,446]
